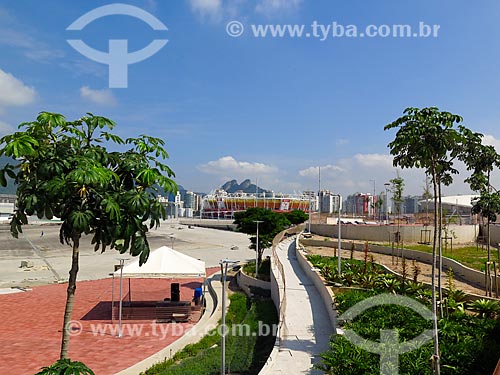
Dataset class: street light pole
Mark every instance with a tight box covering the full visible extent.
[253,220,263,276]
[335,195,342,277]
[220,259,237,375]
[370,179,376,220]
[116,257,129,338]
[384,183,391,224]
[308,192,312,233]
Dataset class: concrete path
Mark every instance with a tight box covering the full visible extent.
[266,238,333,374]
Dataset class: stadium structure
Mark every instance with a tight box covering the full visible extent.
[200,189,313,219]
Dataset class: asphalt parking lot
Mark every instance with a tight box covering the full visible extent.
[0,220,253,289]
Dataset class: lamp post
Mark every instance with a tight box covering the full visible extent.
[308,192,312,233]
[116,257,129,338]
[384,183,391,224]
[220,259,237,375]
[370,179,376,220]
[335,195,342,277]
[253,220,263,276]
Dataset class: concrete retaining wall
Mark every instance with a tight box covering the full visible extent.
[295,241,337,329]
[301,238,486,289]
[311,223,478,244]
[489,226,500,247]
[179,218,237,231]
[236,268,271,296]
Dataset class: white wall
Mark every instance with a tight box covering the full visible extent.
[311,224,478,244]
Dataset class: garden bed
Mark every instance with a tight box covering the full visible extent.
[308,255,500,375]
[143,292,278,375]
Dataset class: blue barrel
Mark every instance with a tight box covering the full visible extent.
[194,287,203,298]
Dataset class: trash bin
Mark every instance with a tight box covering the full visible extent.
[171,283,180,302]
[194,287,203,305]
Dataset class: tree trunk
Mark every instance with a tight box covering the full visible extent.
[487,170,491,263]
[60,234,81,359]
[438,181,444,314]
[431,170,441,375]
[486,171,491,296]
[487,218,491,263]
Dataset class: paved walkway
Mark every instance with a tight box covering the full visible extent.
[265,238,333,374]
[0,269,218,375]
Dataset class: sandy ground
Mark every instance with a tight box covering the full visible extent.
[0,219,260,289]
[305,245,488,296]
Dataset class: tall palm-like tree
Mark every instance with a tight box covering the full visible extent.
[385,107,465,375]
[0,112,176,361]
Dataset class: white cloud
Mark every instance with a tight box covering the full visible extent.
[336,138,349,146]
[0,21,65,63]
[0,69,36,109]
[299,164,344,177]
[483,134,500,152]
[80,86,117,106]
[0,120,13,136]
[354,153,394,168]
[144,0,158,11]
[0,27,35,49]
[255,0,302,15]
[188,0,223,18]
[199,156,278,176]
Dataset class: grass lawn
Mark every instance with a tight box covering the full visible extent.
[242,258,271,281]
[143,292,278,375]
[381,243,499,272]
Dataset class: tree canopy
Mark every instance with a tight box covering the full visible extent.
[0,112,177,361]
[234,207,292,262]
[0,112,176,265]
[284,209,309,225]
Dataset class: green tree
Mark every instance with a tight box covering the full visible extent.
[284,209,309,225]
[385,107,465,375]
[390,174,405,261]
[0,112,176,361]
[459,131,500,264]
[234,208,291,264]
[390,175,405,223]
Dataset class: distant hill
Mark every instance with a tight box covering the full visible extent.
[221,179,270,194]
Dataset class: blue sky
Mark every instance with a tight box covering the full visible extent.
[1,0,500,197]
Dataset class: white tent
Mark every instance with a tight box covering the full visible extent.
[113,246,206,279]
[111,246,207,325]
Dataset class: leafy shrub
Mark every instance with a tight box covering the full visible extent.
[145,293,278,375]
[242,258,271,281]
[320,289,500,375]
[35,359,95,375]
[468,299,500,319]
[310,253,500,374]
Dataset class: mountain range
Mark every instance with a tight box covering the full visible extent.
[220,179,270,194]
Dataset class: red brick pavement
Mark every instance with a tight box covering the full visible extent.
[0,268,218,375]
